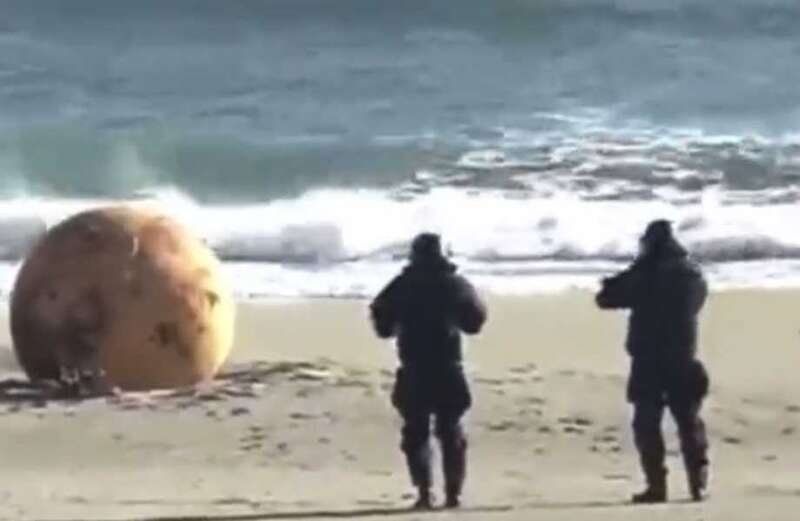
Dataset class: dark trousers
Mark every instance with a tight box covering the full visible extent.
[392,366,471,496]
[632,397,709,485]
[399,409,467,495]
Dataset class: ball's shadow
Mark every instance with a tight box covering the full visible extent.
[0,378,85,404]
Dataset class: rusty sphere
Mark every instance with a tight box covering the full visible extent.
[10,205,235,391]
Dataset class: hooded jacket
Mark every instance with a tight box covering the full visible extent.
[369,259,486,369]
[596,237,707,362]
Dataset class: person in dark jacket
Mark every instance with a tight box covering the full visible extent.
[596,220,710,504]
[369,233,487,510]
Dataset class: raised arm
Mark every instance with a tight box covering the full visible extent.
[678,263,708,316]
[453,276,487,335]
[595,266,640,310]
[369,276,402,339]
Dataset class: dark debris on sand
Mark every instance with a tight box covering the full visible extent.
[0,360,352,415]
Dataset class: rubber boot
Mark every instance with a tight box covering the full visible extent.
[442,439,466,509]
[405,444,433,509]
[687,464,708,502]
[632,468,667,504]
[412,487,434,510]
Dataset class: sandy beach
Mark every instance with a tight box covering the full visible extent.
[1,290,800,520]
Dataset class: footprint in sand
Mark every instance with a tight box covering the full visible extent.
[241,432,268,444]
[341,450,358,462]
[591,430,619,451]
[487,420,517,432]
[781,427,795,436]
[517,408,543,419]
[230,406,251,417]
[722,436,743,445]
[558,416,593,426]
[558,416,593,434]
[594,434,618,443]
[510,364,538,374]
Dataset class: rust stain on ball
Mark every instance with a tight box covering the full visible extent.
[10,206,236,391]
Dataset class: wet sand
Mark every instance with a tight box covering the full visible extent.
[1,290,800,520]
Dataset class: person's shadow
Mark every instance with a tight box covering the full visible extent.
[53,504,513,521]
[51,500,644,521]
[130,508,427,520]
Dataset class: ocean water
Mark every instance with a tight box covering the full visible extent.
[1,0,800,297]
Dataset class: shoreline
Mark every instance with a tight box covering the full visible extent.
[5,258,800,302]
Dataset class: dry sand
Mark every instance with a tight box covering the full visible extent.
[0,290,800,520]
